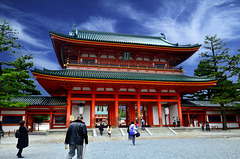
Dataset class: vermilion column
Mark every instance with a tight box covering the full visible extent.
[129,104,135,123]
[148,105,153,126]
[66,91,71,127]
[126,106,129,125]
[137,91,141,125]
[158,93,162,126]
[50,107,53,129]
[115,91,119,127]
[177,93,183,126]
[91,91,96,128]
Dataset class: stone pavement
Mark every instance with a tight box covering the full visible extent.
[0,129,240,159]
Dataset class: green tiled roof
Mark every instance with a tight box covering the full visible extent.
[32,68,216,82]
[182,100,239,107]
[11,96,67,106]
[50,29,200,48]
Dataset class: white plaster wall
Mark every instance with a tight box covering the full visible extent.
[226,111,236,114]
[1,110,25,114]
[33,123,49,130]
[72,105,90,126]
[152,106,159,125]
[2,126,19,132]
[170,104,178,121]
[208,123,239,128]
[206,111,221,114]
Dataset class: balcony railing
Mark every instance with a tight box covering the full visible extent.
[65,60,183,71]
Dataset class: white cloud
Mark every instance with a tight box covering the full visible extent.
[21,49,60,70]
[103,0,240,66]
[33,55,60,70]
[9,20,48,49]
[80,17,117,32]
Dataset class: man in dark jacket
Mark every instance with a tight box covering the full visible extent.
[65,115,88,159]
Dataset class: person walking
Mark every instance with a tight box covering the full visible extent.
[99,122,104,136]
[127,123,131,140]
[129,121,137,145]
[135,120,139,131]
[107,124,112,137]
[0,119,4,138]
[141,118,145,130]
[201,122,205,131]
[16,120,30,158]
[177,117,180,127]
[65,115,88,159]
[206,121,210,131]
[172,117,176,127]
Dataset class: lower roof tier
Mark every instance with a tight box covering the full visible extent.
[31,68,217,96]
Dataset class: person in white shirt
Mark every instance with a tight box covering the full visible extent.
[129,121,137,145]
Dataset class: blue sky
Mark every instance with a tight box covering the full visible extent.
[1,0,240,96]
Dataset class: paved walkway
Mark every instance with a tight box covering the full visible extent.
[0,129,240,159]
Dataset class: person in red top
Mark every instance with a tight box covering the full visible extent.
[135,120,139,131]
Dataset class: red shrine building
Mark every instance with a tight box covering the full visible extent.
[1,29,239,131]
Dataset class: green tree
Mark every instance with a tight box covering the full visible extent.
[0,54,41,107]
[0,19,41,107]
[193,35,239,130]
[0,19,21,91]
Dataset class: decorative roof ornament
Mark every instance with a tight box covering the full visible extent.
[160,33,166,40]
[69,25,78,37]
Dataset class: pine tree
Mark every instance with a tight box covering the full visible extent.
[193,35,239,130]
[0,19,41,107]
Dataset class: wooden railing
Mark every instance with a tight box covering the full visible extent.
[66,60,183,71]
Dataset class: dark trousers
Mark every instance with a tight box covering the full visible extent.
[67,144,83,159]
[17,148,23,157]
[130,135,135,145]
[100,130,103,136]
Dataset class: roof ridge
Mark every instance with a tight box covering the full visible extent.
[49,30,201,48]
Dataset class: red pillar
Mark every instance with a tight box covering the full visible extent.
[111,104,115,126]
[126,105,129,125]
[137,91,141,125]
[115,91,119,127]
[66,90,71,128]
[91,90,96,128]
[177,93,183,126]
[129,104,135,123]
[147,105,153,126]
[158,93,162,126]
[49,107,53,129]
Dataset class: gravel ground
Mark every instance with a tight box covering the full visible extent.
[1,136,240,159]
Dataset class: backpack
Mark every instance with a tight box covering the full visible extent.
[129,125,135,135]
[15,130,20,138]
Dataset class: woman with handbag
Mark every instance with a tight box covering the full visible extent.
[16,120,30,158]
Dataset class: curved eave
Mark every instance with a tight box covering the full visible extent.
[50,32,201,51]
[32,72,217,86]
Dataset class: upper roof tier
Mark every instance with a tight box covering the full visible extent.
[50,29,201,48]
[50,29,201,69]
